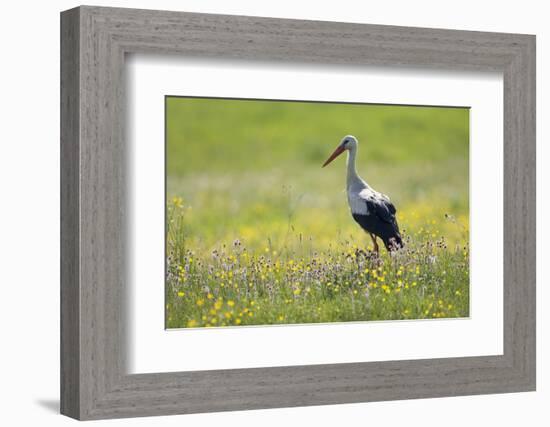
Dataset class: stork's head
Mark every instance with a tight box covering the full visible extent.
[322,135,358,167]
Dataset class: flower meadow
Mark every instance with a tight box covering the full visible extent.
[166,198,469,328]
[165,97,470,328]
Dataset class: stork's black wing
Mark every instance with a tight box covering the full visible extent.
[365,198,396,224]
[352,194,403,251]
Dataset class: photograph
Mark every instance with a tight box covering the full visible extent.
[165,96,470,329]
[49,2,537,421]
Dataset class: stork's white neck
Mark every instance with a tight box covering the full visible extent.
[346,145,366,190]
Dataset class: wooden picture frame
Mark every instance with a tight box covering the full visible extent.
[60,5,536,420]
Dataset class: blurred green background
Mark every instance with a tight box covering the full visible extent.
[166,97,469,254]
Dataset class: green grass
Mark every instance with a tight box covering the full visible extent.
[165,97,469,328]
[166,200,469,328]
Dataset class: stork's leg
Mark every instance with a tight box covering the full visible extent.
[369,233,379,254]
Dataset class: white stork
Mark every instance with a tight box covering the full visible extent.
[322,135,403,253]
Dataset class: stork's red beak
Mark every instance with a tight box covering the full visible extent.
[322,145,346,167]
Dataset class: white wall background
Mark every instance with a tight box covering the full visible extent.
[0,0,546,425]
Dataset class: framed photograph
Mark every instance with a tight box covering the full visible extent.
[61,6,536,420]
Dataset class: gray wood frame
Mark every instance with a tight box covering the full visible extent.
[60,5,536,420]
